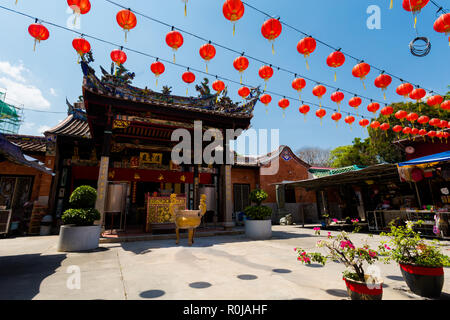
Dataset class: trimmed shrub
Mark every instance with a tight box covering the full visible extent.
[69,186,97,209]
[62,208,100,226]
[244,188,272,220]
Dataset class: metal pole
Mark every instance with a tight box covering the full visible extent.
[414,182,422,208]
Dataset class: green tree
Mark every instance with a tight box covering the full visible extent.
[329,138,377,168]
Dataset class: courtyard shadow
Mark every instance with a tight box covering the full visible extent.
[0,253,66,300]
[386,275,404,281]
[325,289,348,298]
[140,289,165,299]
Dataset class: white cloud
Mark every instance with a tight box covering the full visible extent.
[0,77,51,110]
[0,60,51,110]
[50,88,57,96]
[37,125,51,134]
[0,61,28,83]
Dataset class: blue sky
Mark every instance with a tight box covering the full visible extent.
[0,0,448,154]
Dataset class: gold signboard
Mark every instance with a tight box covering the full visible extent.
[140,152,163,165]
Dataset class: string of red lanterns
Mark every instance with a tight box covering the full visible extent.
[14,5,450,125]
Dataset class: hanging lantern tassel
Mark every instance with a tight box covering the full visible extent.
[155,76,159,88]
[282,110,285,118]
[303,114,306,122]
[334,71,337,82]
[186,86,189,96]
[265,107,268,115]
[337,103,340,113]
[239,72,243,85]
[361,79,366,90]
[390,0,393,9]
[33,39,38,52]
[205,62,208,74]
[124,29,128,43]
[304,55,310,70]
[272,41,275,55]
[414,15,417,29]
[264,80,267,91]
[383,89,386,101]
[184,2,187,17]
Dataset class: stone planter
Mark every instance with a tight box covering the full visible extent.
[399,263,444,298]
[57,224,101,252]
[245,220,272,240]
[343,275,383,300]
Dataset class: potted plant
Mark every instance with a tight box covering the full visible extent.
[244,189,272,240]
[378,220,450,298]
[57,186,101,252]
[296,231,383,300]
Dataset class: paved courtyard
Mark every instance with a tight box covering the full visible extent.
[0,225,449,300]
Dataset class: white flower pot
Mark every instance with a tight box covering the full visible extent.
[245,220,272,240]
[57,225,101,252]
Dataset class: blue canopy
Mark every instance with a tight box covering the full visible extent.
[398,151,450,167]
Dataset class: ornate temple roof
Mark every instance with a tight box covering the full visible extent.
[81,61,261,119]
[3,134,47,153]
[44,99,91,139]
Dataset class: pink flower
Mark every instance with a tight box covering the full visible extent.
[301,251,306,256]
[294,248,297,251]
[304,257,311,263]
[327,232,332,238]
[384,244,391,250]
[332,218,338,223]
[297,257,301,261]
[313,227,321,231]
[368,250,377,258]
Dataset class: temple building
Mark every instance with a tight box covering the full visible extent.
[41,60,262,233]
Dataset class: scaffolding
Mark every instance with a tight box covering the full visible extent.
[0,91,23,134]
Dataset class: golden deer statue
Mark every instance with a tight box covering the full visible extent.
[169,194,207,246]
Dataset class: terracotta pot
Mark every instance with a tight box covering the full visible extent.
[343,275,383,300]
[399,263,444,298]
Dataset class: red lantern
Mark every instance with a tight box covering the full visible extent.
[67,0,91,14]
[393,125,403,133]
[411,168,424,182]
[331,112,342,128]
[367,102,380,115]
[439,120,448,129]
[411,127,420,136]
[199,43,216,73]
[433,13,450,46]
[166,30,184,63]
[396,83,414,99]
[261,18,282,54]
[441,100,450,111]
[116,9,137,42]
[409,88,426,102]
[417,115,429,125]
[297,37,316,70]
[72,38,90,62]
[380,123,390,136]
[403,0,430,29]
[326,51,345,81]
[395,110,408,121]
[330,91,344,112]
[315,108,326,125]
[359,119,370,128]
[233,56,249,84]
[427,95,443,109]
[427,130,437,142]
[403,127,412,135]
[182,69,195,95]
[110,49,127,66]
[374,74,392,100]
[212,80,225,94]
[352,62,371,89]
[258,65,274,91]
[150,60,165,87]
[348,97,362,114]
[223,0,245,36]
[370,121,381,130]
[238,86,250,103]
[406,112,419,123]
[292,78,306,100]
[345,116,355,130]
[419,128,427,136]
[28,23,49,51]
[380,105,394,118]
[260,93,272,113]
[312,85,327,107]
[299,104,310,121]
[278,98,290,118]
[429,118,441,127]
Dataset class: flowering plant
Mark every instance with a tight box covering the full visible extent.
[378,220,450,267]
[295,231,380,283]
[313,227,321,235]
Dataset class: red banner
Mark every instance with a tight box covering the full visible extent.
[343,278,383,296]
[400,263,444,276]
[71,166,212,184]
